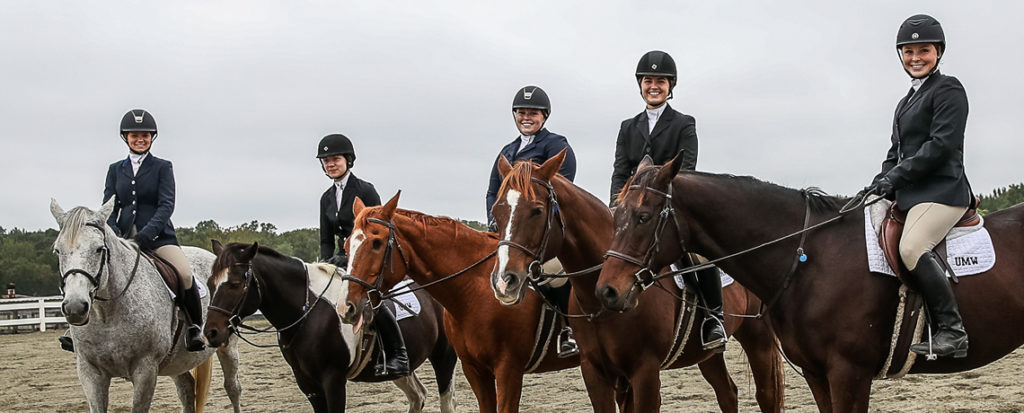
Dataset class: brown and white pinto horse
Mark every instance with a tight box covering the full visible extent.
[489,150,784,413]
[596,150,1024,412]
[339,194,580,413]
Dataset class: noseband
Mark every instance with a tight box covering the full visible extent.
[60,222,142,302]
[604,183,688,291]
[496,177,565,282]
[342,217,409,310]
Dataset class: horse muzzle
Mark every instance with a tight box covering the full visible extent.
[491,269,527,305]
[339,299,372,334]
[61,298,90,326]
[596,281,639,312]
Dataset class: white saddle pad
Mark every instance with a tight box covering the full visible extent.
[167,277,208,301]
[864,198,995,277]
[673,267,734,290]
[389,278,421,321]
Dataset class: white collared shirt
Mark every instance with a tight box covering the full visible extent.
[128,152,148,176]
[334,172,351,211]
[517,134,536,154]
[646,105,667,133]
[910,76,929,94]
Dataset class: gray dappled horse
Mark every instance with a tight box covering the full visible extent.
[51,199,242,413]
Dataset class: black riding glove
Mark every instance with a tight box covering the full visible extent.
[327,253,348,267]
[867,177,896,199]
[487,217,499,233]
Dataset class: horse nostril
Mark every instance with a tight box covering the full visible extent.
[503,272,518,285]
[598,286,619,303]
[345,303,356,319]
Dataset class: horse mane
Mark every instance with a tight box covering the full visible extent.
[394,209,499,240]
[54,206,132,250]
[497,161,538,202]
[627,167,846,214]
[211,242,294,284]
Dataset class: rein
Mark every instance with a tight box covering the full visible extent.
[342,216,497,301]
[496,177,568,283]
[605,184,882,315]
[60,222,142,303]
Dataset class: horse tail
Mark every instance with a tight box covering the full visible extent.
[193,355,214,413]
[768,334,786,412]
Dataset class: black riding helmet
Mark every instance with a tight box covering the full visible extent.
[635,50,677,99]
[317,133,356,169]
[896,14,945,78]
[120,109,157,139]
[512,86,551,118]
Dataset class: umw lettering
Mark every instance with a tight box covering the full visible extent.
[954,256,979,266]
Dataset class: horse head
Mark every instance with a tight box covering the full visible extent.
[205,239,261,347]
[489,149,567,305]
[50,198,120,325]
[339,191,408,334]
[597,150,688,311]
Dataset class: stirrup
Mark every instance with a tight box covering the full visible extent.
[557,327,579,358]
[58,335,75,353]
[185,325,206,352]
[700,317,727,353]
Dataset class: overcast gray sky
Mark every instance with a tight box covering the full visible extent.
[2,1,1020,232]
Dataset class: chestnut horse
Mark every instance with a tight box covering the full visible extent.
[488,151,784,413]
[596,151,1024,412]
[339,194,580,413]
[204,241,458,413]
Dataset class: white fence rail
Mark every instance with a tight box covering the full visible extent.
[0,296,66,332]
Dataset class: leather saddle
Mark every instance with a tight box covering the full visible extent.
[141,250,186,303]
[878,198,981,283]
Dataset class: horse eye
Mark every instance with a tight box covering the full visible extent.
[530,207,542,217]
[52,248,60,255]
[637,213,651,224]
[372,239,383,249]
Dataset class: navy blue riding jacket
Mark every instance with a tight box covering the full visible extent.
[103,153,179,250]
[485,128,576,222]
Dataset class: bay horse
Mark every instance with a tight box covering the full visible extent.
[204,240,458,413]
[50,199,242,413]
[339,193,581,413]
[488,151,784,413]
[595,150,1024,412]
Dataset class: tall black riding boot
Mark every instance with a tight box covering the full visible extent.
[908,251,968,358]
[540,282,579,358]
[373,305,410,379]
[181,283,207,352]
[696,267,727,352]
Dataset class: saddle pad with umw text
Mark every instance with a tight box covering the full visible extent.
[389,278,421,321]
[673,268,734,290]
[864,203,995,277]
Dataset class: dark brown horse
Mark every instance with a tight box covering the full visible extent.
[339,194,580,413]
[595,151,1024,412]
[204,241,458,413]
[489,150,784,413]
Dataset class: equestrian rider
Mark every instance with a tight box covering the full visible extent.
[610,51,727,351]
[316,133,410,378]
[865,14,972,358]
[485,85,580,358]
[104,109,205,352]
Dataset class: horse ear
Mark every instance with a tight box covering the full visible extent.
[535,148,567,181]
[241,242,258,261]
[497,154,513,178]
[211,239,224,255]
[381,190,401,219]
[637,154,655,172]
[655,150,687,188]
[50,198,67,226]
[98,197,116,223]
[353,197,366,217]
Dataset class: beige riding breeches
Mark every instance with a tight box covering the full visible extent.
[899,202,968,270]
[155,245,194,289]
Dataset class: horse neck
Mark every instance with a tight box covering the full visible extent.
[674,174,809,300]
[250,255,310,328]
[550,177,614,301]
[393,213,495,309]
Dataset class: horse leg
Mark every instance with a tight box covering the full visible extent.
[428,345,459,413]
[215,341,243,413]
[493,365,525,413]
[77,362,111,413]
[627,363,663,413]
[733,322,785,412]
[826,362,873,413]
[460,361,498,413]
[171,372,197,413]
[803,372,833,413]
[580,360,618,413]
[321,371,348,413]
[696,353,739,413]
[128,364,159,413]
[393,371,428,413]
[292,370,330,413]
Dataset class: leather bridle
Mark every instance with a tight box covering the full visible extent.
[495,177,565,283]
[341,217,409,310]
[60,222,142,303]
[603,183,689,292]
